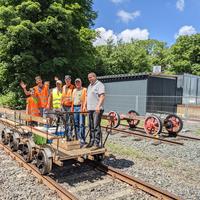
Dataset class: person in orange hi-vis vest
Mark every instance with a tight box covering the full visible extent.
[20,76,49,117]
[61,75,75,141]
[26,88,40,125]
[71,78,87,147]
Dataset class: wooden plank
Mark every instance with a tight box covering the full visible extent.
[50,141,106,161]
[21,126,58,140]
[0,118,20,126]
[0,118,57,140]
[52,139,80,151]
[0,107,48,124]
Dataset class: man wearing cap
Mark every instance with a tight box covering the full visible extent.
[47,80,62,111]
[86,72,105,149]
[72,78,87,147]
[61,75,75,140]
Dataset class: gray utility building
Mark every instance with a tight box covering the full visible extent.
[177,73,200,105]
[98,73,178,115]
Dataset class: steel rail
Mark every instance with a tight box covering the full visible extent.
[88,161,182,200]
[120,124,200,141]
[102,126,184,145]
[0,143,78,200]
[176,134,200,141]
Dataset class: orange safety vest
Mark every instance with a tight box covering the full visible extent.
[72,87,87,106]
[33,84,49,108]
[62,85,73,107]
[26,96,40,117]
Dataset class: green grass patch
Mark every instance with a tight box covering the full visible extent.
[160,160,174,168]
[106,142,156,161]
[101,119,109,126]
[195,129,200,136]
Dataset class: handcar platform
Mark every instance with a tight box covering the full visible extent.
[0,107,109,173]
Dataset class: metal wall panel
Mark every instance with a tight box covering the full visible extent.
[147,77,177,113]
[103,80,148,115]
[182,74,200,104]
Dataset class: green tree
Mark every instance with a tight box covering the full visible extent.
[0,0,96,107]
[168,34,200,75]
[135,39,169,69]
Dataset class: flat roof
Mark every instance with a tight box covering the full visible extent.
[97,73,177,82]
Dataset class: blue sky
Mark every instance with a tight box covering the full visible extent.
[92,0,200,46]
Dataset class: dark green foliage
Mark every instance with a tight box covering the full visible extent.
[0,0,96,107]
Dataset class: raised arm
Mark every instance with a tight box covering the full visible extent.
[20,81,31,96]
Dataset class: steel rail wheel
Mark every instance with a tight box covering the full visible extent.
[127,110,140,128]
[36,150,52,175]
[108,111,120,128]
[22,141,32,163]
[164,114,183,135]
[144,115,162,135]
[9,134,19,152]
[1,130,9,145]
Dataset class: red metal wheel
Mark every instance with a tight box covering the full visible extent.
[127,110,140,128]
[144,115,162,135]
[108,111,120,128]
[164,114,183,135]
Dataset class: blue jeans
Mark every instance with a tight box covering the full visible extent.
[39,108,44,117]
[62,106,73,138]
[74,106,85,144]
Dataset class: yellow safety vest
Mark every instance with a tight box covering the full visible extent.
[52,88,62,109]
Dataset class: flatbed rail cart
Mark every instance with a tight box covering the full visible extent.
[0,108,112,174]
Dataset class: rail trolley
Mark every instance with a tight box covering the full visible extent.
[107,110,183,136]
[0,108,113,175]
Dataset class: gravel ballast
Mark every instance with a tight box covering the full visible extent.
[103,120,200,200]
[0,149,60,200]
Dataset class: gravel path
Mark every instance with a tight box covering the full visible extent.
[103,120,200,200]
[0,148,60,200]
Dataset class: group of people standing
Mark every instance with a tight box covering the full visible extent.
[20,72,105,149]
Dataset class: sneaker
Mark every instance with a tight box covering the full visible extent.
[67,137,72,141]
[86,142,94,148]
[91,144,100,150]
[80,143,86,148]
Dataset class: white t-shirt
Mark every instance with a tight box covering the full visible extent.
[87,80,105,110]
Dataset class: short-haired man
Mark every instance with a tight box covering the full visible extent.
[20,76,49,117]
[61,75,75,140]
[71,78,87,147]
[86,72,105,149]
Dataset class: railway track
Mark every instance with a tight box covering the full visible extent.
[88,161,182,200]
[120,124,200,142]
[0,141,182,200]
[102,125,184,145]
[0,142,78,200]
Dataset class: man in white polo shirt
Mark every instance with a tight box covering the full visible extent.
[86,72,105,149]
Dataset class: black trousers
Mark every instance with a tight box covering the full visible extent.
[88,110,104,145]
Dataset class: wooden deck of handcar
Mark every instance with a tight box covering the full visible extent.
[0,107,107,165]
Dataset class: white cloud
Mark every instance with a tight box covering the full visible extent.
[118,28,149,42]
[117,10,140,23]
[176,0,185,11]
[175,25,197,38]
[111,0,128,4]
[93,27,118,46]
[93,27,149,46]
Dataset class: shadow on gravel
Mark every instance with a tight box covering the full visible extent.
[49,160,110,186]
[103,156,134,169]
[48,158,134,186]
